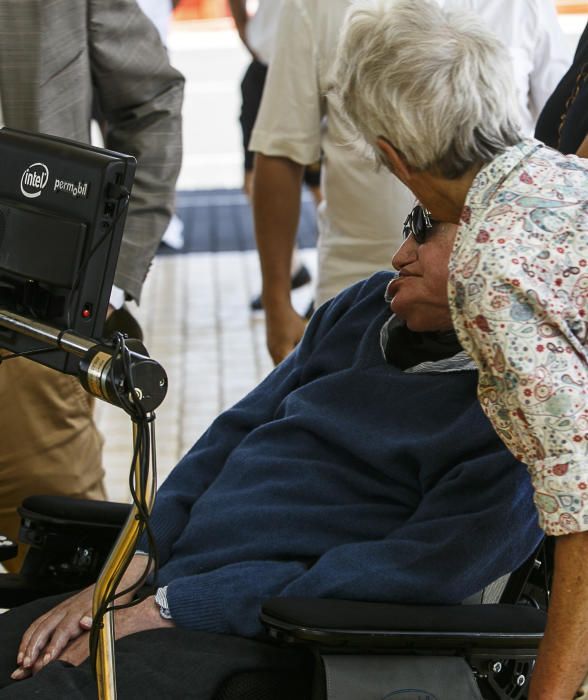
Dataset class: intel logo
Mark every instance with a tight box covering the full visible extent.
[21,162,49,199]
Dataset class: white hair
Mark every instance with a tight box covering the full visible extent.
[334,0,523,178]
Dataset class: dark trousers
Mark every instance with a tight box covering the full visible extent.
[239,59,321,187]
[239,59,268,172]
[0,594,314,699]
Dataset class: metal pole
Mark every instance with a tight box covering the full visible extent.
[0,308,161,700]
[92,419,154,700]
[0,309,94,356]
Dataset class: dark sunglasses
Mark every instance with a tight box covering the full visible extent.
[402,205,434,244]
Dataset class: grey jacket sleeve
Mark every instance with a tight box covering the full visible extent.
[88,0,185,302]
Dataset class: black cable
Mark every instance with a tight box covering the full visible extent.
[66,195,129,328]
[99,423,157,606]
[90,420,153,665]
[0,346,61,364]
[0,324,78,368]
[89,332,160,674]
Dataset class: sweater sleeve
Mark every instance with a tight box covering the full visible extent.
[163,439,543,637]
[144,282,366,563]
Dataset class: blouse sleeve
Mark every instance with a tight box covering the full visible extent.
[449,216,588,536]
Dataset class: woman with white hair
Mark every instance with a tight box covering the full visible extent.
[335,2,588,699]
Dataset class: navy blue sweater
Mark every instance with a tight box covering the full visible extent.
[147,273,542,637]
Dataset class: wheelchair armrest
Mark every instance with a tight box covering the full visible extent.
[19,495,131,530]
[260,598,546,653]
[0,535,17,563]
[0,496,132,608]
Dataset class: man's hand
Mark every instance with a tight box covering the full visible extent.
[58,596,173,669]
[264,303,307,364]
[252,155,306,364]
[11,586,96,679]
[11,554,151,680]
[12,595,173,679]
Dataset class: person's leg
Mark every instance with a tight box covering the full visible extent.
[0,358,105,572]
[0,622,314,699]
[240,60,311,310]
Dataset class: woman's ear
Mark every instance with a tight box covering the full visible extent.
[376,137,412,183]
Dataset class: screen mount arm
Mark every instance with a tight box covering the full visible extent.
[0,308,167,412]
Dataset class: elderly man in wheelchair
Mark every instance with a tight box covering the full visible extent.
[0,214,544,699]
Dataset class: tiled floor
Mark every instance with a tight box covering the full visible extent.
[96,249,315,502]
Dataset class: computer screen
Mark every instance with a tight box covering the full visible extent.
[0,128,136,373]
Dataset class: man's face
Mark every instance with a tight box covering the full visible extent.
[388,221,457,332]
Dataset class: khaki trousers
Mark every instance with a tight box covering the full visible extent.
[0,356,105,571]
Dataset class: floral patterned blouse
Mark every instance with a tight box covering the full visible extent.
[448,139,588,535]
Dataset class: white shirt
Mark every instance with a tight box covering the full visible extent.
[0,90,4,128]
[246,0,282,65]
[250,0,414,305]
[444,0,571,134]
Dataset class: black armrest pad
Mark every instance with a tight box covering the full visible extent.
[19,495,131,528]
[260,598,546,650]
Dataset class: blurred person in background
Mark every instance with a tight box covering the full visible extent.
[136,0,185,251]
[535,20,588,158]
[471,0,570,137]
[136,0,176,42]
[251,0,570,365]
[228,0,320,313]
[0,0,183,571]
